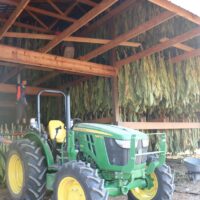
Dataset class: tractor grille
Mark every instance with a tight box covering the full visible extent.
[135,139,148,164]
[105,138,129,166]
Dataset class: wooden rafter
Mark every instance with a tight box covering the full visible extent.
[0,45,116,76]
[4,32,141,47]
[48,1,78,30]
[80,11,175,61]
[0,0,30,40]
[79,0,138,36]
[170,48,200,64]
[46,0,65,16]
[149,0,200,25]
[0,83,59,96]
[39,0,118,53]
[116,27,200,67]
[0,18,48,33]
[160,37,195,52]
[0,100,16,108]
[26,10,48,29]
[78,0,97,7]
[0,0,76,23]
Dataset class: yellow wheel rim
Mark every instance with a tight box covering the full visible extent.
[131,173,158,200]
[58,177,86,200]
[8,154,24,195]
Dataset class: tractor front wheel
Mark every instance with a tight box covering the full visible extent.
[6,139,47,200]
[52,161,108,200]
[128,164,174,200]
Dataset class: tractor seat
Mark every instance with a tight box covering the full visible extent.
[48,120,66,143]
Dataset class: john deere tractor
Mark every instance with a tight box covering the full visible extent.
[6,90,174,200]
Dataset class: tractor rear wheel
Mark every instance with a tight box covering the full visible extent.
[128,164,174,200]
[52,161,108,200]
[6,139,47,200]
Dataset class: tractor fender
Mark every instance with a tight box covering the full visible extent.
[24,132,54,167]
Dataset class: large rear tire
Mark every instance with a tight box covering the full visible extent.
[52,161,108,200]
[6,139,47,200]
[128,164,174,200]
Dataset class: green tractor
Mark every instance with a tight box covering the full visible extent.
[6,90,174,200]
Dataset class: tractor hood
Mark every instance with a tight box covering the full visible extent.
[73,123,147,140]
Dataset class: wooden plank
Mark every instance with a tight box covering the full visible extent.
[4,32,141,47]
[0,61,52,71]
[170,49,200,63]
[0,83,59,96]
[79,0,138,36]
[117,27,200,67]
[149,0,200,25]
[80,11,175,61]
[26,10,48,29]
[0,0,30,39]
[160,37,195,52]
[0,100,15,107]
[0,0,76,23]
[32,71,60,86]
[48,1,78,30]
[119,122,200,130]
[0,45,116,77]
[78,0,97,7]
[39,0,118,53]
[46,0,65,16]
[0,18,49,33]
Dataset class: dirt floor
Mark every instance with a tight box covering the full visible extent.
[1,154,200,200]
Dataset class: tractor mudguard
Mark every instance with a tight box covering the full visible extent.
[24,132,54,167]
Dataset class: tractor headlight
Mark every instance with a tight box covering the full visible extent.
[142,138,149,148]
[115,139,131,149]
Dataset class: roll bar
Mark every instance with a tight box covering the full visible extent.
[37,90,71,133]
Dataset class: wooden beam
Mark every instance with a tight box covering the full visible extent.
[0,61,52,71]
[48,1,78,30]
[160,37,195,52]
[0,0,76,23]
[46,0,65,16]
[0,67,22,83]
[4,32,141,47]
[80,11,175,61]
[26,10,48,29]
[117,27,200,67]
[149,0,200,25]
[0,83,59,96]
[0,0,30,40]
[0,45,116,77]
[79,0,138,36]
[32,71,60,86]
[119,122,200,130]
[0,18,49,33]
[170,48,200,64]
[78,0,97,7]
[39,0,118,53]
[0,100,15,108]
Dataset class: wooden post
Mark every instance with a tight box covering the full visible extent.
[110,21,120,124]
